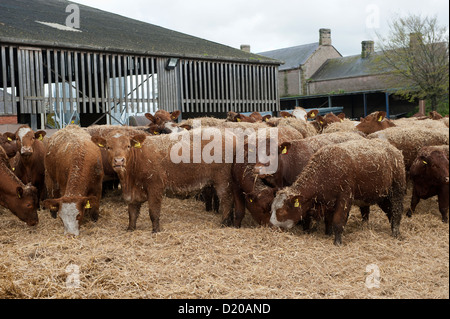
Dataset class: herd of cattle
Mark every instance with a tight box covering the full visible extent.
[0,108,448,245]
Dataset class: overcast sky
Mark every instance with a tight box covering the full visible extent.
[74,0,449,57]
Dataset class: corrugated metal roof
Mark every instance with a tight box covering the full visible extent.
[258,43,320,71]
[310,52,391,81]
[0,0,280,65]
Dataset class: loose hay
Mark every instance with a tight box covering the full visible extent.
[0,186,448,299]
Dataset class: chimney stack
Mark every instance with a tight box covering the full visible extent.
[361,40,374,58]
[240,44,251,53]
[319,28,331,46]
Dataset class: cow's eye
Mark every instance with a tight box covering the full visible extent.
[127,145,131,149]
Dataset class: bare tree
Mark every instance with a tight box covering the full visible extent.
[376,15,449,111]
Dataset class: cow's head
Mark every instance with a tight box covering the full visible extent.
[0,132,18,158]
[15,126,46,157]
[270,192,311,229]
[43,196,98,236]
[245,187,277,225]
[91,133,147,172]
[356,111,396,135]
[412,149,450,185]
[6,184,39,226]
[145,111,182,134]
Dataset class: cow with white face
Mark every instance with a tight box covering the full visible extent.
[43,125,104,236]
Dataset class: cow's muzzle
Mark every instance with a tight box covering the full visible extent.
[113,157,125,169]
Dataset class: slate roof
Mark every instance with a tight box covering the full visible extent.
[310,52,391,81]
[0,0,280,65]
[258,43,320,71]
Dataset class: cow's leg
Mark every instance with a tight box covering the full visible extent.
[148,195,163,233]
[127,202,142,231]
[324,210,333,236]
[232,185,246,228]
[379,192,403,239]
[215,183,234,227]
[438,186,449,223]
[332,194,352,246]
[406,187,421,218]
[360,206,370,222]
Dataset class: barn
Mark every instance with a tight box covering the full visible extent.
[0,0,281,130]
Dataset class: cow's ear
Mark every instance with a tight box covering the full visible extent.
[245,193,257,203]
[130,134,147,149]
[291,196,301,208]
[337,113,346,121]
[145,113,156,124]
[280,111,292,118]
[91,136,107,148]
[178,124,192,131]
[262,115,272,122]
[16,187,24,199]
[307,110,319,119]
[170,110,181,121]
[35,130,46,141]
[316,115,325,125]
[43,199,61,219]
[376,111,387,122]
[279,142,291,155]
[4,132,16,141]
[235,114,243,122]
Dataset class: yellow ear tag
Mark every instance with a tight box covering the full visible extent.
[50,206,57,210]
[249,198,253,203]
[85,201,91,209]
[265,118,269,122]
[423,160,428,165]
[12,167,15,171]
[311,112,315,117]
[153,131,159,135]
[282,147,288,155]
[320,121,324,125]
[340,119,344,122]
[378,116,383,122]
[17,192,21,199]
[7,137,12,141]
[236,118,241,122]
[38,134,43,141]
[294,199,300,208]
[134,142,142,149]
[98,143,104,148]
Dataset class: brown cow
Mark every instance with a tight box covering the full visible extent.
[0,132,18,158]
[270,139,406,246]
[408,145,449,223]
[368,127,449,171]
[0,146,39,226]
[256,132,365,189]
[43,125,104,236]
[356,111,396,135]
[13,125,47,205]
[231,126,304,227]
[91,127,235,232]
[145,110,182,134]
[232,141,276,227]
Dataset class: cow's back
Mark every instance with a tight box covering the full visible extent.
[46,125,103,196]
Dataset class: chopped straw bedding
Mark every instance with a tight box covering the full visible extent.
[0,185,447,299]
